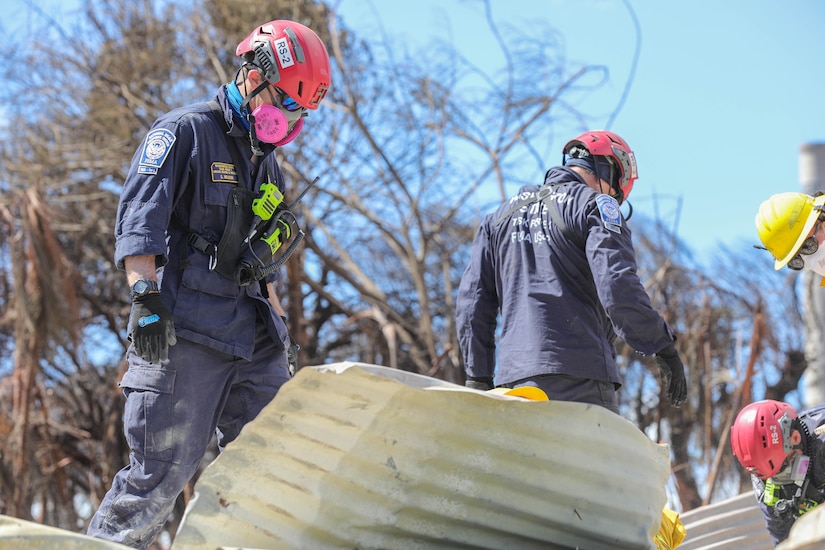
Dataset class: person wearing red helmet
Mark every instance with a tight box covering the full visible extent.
[731,400,825,546]
[561,130,638,205]
[456,130,687,414]
[233,20,330,153]
[86,20,331,548]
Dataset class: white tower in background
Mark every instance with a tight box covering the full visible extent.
[800,143,825,408]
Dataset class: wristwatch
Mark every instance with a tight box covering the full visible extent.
[130,278,159,300]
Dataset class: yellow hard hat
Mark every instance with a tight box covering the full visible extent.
[755,192,825,270]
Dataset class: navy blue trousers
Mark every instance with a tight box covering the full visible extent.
[503,373,620,414]
[87,322,290,549]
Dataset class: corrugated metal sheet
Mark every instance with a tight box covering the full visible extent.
[0,515,127,549]
[680,490,825,550]
[777,504,825,550]
[679,492,772,550]
[172,362,671,550]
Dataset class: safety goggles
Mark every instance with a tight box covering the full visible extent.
[274,87,303,112]
[788,223,822,271]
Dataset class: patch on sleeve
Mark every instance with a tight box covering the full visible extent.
[595,194,622,234]
[137,128,176,175]
[211,162,238,184]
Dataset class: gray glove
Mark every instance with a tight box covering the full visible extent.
[287,333,299,373]
[465,376,493,391]
[655,342,687,407]
[282,316,300,373]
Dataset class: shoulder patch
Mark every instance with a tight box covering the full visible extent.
[595,194,622,234]
[137,128,176,175]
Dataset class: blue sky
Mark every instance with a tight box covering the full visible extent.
[6,0,824,264]
[336,0,825,263]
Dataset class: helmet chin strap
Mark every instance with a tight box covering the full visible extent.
[239,76,269,113]
[593,161,633,220]
[240,80,272,157]
[592,156,623,204]
[624,201,633,221]
[597,174,625,209]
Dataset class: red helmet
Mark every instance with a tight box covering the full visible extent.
[236,20,331,110]
[562,130,638,201]
[730,400,799,480]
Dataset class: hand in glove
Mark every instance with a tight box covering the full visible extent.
[465,376,494,391]
[655,342,688,407]
[287,335,300,372]
[282,316,300,374]
[129,293,177,363]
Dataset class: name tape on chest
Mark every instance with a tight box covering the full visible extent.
[211,162,238,185]
[596,194,622,234]
[137,128,176,175]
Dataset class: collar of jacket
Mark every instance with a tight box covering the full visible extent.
[214,86,275,156]
[543,165,588,187]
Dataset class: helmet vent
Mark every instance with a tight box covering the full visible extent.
[254,42,276,79]
[567,144,590,159]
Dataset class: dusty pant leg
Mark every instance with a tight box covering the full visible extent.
[86,454,200,549]
[513,374,620,415]
[87,339,237,549]
[217,321,291,449]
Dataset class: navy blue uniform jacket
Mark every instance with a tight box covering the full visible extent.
[114,86,288,360]
[456,166,675,386]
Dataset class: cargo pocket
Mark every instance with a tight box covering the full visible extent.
[173,264,251,344]
[119,365,177,462]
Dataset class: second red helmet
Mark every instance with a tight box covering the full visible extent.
[730,399,799,480]
[562,130,638,202]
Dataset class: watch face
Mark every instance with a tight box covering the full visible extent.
[132,279,157,297]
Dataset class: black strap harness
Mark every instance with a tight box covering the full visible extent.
[172,101,272,284]
[172,99,254,279]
